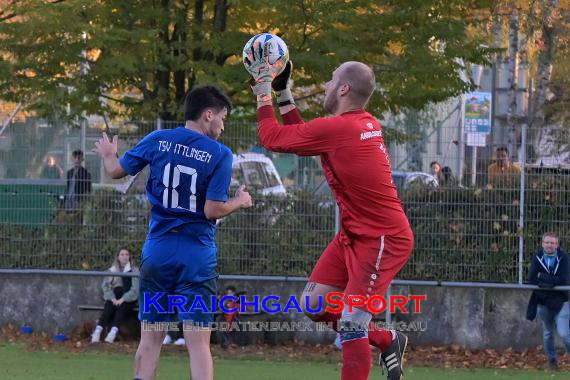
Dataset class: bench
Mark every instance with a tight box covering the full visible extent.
[78,304,266,344]
[78,304,139,312]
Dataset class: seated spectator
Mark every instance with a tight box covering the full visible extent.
[162,313,185,346]
[162,322,185,346]
[91,248,139,343]
[487,146,521,189]
[219,285,240,348]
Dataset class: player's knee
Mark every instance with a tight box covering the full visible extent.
[136,341,154,355]
[338,307,372,343]
[140,331,166,348]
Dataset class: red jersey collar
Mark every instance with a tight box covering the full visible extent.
[340,109,366,116]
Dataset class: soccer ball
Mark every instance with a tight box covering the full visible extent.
[242,33,289,78]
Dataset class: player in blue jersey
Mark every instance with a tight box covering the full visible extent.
[93,85,253,380]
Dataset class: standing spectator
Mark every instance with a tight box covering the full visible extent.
[64,149,92,211]
[440,166,458,187]
[527,232,570,369]
[430,161,444,184]
[91,248,139,344]
[487,146,521,189]
[41,155,64,179]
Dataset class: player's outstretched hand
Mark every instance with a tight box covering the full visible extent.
[246,41,273,104]
[246,41,272,83]
[93,132,119,158]
[235,185,253,209]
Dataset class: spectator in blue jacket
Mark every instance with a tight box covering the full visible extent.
[527,232,570,369]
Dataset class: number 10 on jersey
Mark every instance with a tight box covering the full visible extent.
[162,163,197,212]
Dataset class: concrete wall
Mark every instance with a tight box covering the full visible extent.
[0,274,549,349]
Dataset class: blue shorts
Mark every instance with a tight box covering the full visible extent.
[138,232,218,325]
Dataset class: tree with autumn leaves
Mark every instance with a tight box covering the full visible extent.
[481,0,570,161]
[0,0,495,124]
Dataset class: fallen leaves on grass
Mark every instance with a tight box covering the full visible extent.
[1,323,569,371]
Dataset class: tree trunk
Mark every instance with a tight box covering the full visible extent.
[516,21,530,163]
[192,0,205,62]
[173,15,188,106]
[526,0,559,163]
[214,0,228,32]
[530,0,559,129]
[156,0,172,120]
[505,9,518,156]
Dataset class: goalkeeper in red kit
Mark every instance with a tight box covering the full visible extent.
[246,49,413,380]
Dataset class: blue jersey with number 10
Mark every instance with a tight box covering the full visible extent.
[119,127,233,244]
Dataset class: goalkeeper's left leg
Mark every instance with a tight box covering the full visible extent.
[339,307,373,380]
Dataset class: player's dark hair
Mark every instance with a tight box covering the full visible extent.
[430,161,441,168]
[184,85,232,122]
[72,149,84,157]
[496,146,509,154]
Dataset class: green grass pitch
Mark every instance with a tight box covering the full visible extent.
[0,343,565,379]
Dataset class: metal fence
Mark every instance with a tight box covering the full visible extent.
[0,115,568,283]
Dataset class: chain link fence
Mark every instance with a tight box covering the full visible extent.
[0,115,568,282]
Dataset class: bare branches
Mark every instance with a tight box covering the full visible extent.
[99,93,143,106]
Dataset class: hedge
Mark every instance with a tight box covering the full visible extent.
[1,172,568,283]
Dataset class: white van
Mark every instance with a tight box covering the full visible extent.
[231,153,286,196]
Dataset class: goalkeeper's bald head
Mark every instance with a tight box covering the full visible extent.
[337,61,376,109]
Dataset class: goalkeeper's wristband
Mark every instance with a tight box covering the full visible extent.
[253,82,272,108]
[253,81,272,102]
[276,88,294,107]
[278,100,294,107]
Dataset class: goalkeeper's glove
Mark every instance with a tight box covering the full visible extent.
[245,42,273,104]
[251,68,273,105]
[272,61,295,107]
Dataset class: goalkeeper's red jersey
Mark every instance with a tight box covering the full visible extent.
[257,105,410,239]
